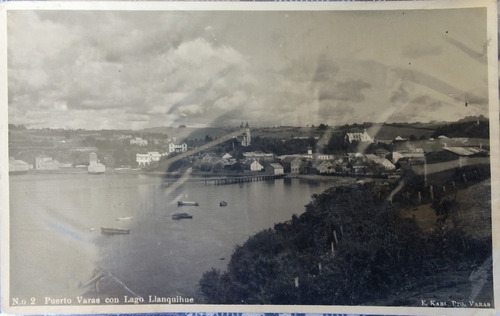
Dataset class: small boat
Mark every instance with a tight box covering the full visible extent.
[177,201,199,206]
[116,216,133,221]
[101,227,130,235]
[219,201,228,207]
[172,213,193,220]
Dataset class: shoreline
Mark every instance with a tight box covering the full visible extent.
[10,169,394,186]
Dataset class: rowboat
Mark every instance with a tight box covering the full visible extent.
[172,213,193,220]
[177,201,199,206]
[101,227,130,235]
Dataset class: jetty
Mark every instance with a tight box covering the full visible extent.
[204,174,285,185]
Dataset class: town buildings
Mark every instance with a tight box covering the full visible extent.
[130,137,148,146]
[136,152,165,166]
[168,143,188,153]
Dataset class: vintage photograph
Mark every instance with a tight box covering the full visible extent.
[1,1,498,314]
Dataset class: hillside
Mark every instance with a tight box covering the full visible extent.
[198,171,493,306]
[142,115,489,142]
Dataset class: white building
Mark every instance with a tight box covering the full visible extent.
[243,159,263,171]
[88,152,106,174]
[130,137,148,146]
[392,148,425,163]
[345,130,374,143]
[35,155,60,170]
[9,158,30,173]
[168,143,187,153]
[137,152,165,166]
[243,152,274,161]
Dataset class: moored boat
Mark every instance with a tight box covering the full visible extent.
[101,227,130,235]
[172,213,193,220]
[177,201,199,206]
[116,216,133,221]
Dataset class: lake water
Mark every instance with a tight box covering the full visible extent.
[9,173,341,304]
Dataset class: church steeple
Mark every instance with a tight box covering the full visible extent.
[242,122,251,147]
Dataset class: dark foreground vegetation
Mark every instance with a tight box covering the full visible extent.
[199,167,492,306]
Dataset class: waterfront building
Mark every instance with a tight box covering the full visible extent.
[35,155,60,170]
[88,152,105,174]
[266,163,284,175]
[243,159,263,172]
[313,161,335,174]
[281,156,302,174]
[136,152,164,166]
[9,158,30,174]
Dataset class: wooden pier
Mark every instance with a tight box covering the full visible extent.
[204,174,285,185]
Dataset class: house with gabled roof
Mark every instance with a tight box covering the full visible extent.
[281,156,302,174]
[243,159,263,172]
[266,163,284,175]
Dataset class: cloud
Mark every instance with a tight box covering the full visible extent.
[319,79,371,103]
[317,102,355,121]
[312,56,339,82]
[452,92,488,105]
[7,9,490,129]
[411,95,442,108]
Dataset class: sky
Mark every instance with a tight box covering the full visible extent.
[7,6,491,130]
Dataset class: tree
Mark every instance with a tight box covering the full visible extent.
[317,123,328,131]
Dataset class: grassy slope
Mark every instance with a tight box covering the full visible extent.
[388,180,493,306]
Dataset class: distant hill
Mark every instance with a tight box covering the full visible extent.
[430,118,489,139]
[142,126,238,141]
[364,123,435,140]
[140,115,490,141]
